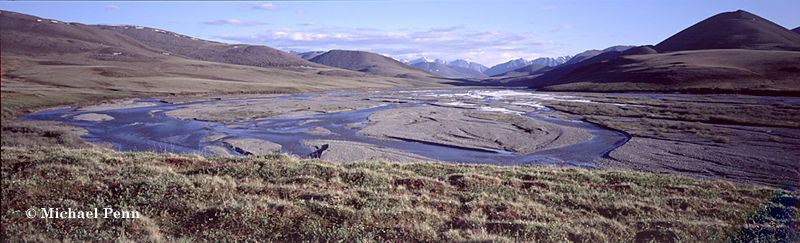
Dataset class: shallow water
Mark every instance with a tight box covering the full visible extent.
[22,89,628,167]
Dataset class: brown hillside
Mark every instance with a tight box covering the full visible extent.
[531,49,800,95]
[1,11,452,116]
[494,64,549,78]
[94,25,326,69]
[0,10,162,59]
[654,10,800,52]
[309,50,446,80]
[524,10,800,95]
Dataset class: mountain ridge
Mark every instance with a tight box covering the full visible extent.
[410,62,487,79]
[308,50,446,80]
[94,25,326,69]
[654,9,800,52]
[525,10,800,95]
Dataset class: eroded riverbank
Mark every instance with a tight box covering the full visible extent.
[20,88,626,167]
[19,88,799,187]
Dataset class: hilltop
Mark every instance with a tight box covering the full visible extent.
[95,25,327,69]
[522,10,800,95]
[308,50,447,81]
[0,10,453,118]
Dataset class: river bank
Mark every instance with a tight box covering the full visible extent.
[14,88,800,187]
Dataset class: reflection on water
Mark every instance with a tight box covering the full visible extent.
[22,89,628,167]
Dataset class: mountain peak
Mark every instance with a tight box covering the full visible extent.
[654,9,800,52]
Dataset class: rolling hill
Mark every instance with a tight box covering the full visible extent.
[94,25,327,69]
[0,10,452,115]
[654,10,800,52]
[494,64,549,78]
[524,10,800,95]
[308,50,446,81]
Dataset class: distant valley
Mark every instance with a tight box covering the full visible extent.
[2,8,800,117]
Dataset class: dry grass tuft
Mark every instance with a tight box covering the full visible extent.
[2,146,796,242]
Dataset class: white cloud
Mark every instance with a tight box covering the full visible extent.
[299,22,316,26]
[250,3,279,11]
[430,25,465,32]
[203,19,269,26]
[296,9,305,14]
[105,5,120,10]
[215,26,558,66]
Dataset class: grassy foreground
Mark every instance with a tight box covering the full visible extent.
[2,147,797,242]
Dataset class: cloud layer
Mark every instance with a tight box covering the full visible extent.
[250,3,278,11]
[203,19,269,26]
[216,25,557,66]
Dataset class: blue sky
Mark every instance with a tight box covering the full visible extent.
[1,1,798,67]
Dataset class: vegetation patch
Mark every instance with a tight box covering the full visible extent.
[3,146,796,242]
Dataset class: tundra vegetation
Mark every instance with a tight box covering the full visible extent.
[2,146,797,242]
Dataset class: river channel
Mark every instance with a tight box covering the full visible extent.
[22,89,628,167]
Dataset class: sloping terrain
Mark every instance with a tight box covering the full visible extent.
[654,10,800,52]
[290,50,326,60]
[494,64,549,78]
[0,10,450,117]
[523,10,800,95]
[411,62,487,79]
[532,49,800,94]
[94,25,327,69]
[308,50,447,81]
[447,59,489,73]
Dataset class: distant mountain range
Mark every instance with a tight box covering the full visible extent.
[482,56,574,77]
[3,9,797,99]
[447,59,489,73]
[290,50,326,60]
[521,10,800,95]
[406,57,446,65]
[410,62,487,79]
[307,50,444,80]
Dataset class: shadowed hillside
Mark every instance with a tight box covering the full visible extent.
[654,10,800,52]
[411,62,487,79]
[495,64,549,78]
[523,10,800,95]
[1,11,162,59]
[308,50,446,80]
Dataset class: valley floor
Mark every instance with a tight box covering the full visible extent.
[2,88,799,242]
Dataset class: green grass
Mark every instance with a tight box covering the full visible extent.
[2,146,796,242]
